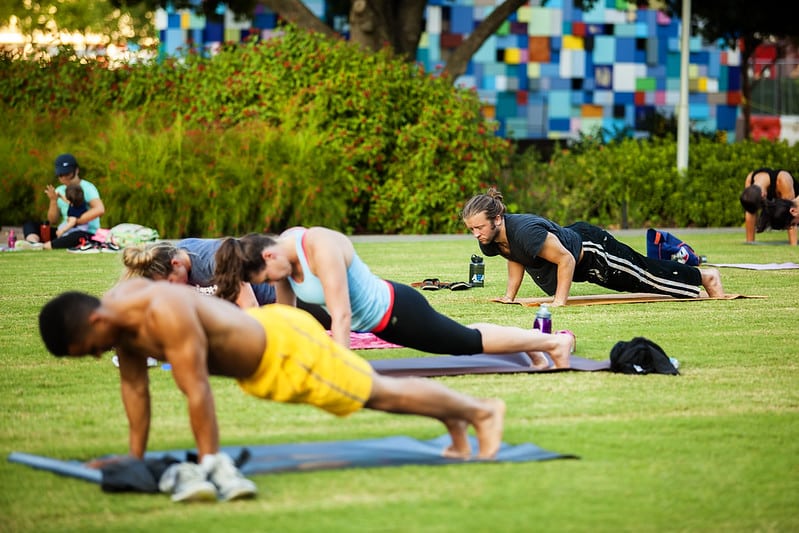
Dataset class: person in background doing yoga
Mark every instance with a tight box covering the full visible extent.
[213,227,574,369]
[740,168,798,245]
[461,188,724,306]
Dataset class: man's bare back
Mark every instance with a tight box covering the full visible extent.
[105,279,264,378]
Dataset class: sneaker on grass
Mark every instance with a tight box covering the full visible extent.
[202,452,257,502]
[159,462,218,503]
[68,239,100,254]
[14,240,44,251]
[111,355,159,368]
[100,242,122,253]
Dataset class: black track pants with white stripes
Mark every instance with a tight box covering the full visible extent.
[568,222,702,298]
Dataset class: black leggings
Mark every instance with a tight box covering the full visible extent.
[570,222,702,298]
[373,281,483,355]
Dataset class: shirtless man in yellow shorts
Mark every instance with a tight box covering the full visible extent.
[38,279,506,502]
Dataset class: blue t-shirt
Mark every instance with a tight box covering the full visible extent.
[177,238,276,305]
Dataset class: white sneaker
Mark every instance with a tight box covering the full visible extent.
[111,355,160,368]
[159,462,217,503]
[14,240,43,251]
[202,453,257,501]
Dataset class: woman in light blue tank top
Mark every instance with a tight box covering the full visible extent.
[213,227,575,369]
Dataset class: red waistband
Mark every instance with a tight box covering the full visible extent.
[371,281,394,333]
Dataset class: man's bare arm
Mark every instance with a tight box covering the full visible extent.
[536,233,577,306]
[117,348,152,459]
[500,260,525,302]
[146,298,220,459]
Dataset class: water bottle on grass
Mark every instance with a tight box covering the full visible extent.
[533,304,552,334]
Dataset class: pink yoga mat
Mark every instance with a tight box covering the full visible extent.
[328,332,402,350]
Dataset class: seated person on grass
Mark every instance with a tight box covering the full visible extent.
[38,279,506,503]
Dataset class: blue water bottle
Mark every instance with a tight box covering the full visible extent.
[533,304,552,334]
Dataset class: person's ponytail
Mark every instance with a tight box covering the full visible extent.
[214,238,245,303]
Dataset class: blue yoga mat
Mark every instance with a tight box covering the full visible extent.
[8,434,577,483]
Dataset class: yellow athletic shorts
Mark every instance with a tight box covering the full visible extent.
[238,304,374,416]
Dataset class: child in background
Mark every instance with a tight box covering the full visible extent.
[55,183,89,238]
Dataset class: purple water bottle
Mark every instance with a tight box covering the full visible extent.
[532,304,552,334]
[7,229,16,250]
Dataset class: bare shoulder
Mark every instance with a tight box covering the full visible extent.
[108,278,190,299]
[777,170,797,197]
[306,226,351,246]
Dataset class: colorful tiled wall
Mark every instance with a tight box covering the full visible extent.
[156,0,742,141]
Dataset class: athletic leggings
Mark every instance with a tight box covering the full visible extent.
[372,281,483,355]
[569,222,702,298]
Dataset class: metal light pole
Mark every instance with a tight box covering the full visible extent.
[677,0,692,172]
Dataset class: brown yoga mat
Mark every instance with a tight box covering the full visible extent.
[492,292,766,307]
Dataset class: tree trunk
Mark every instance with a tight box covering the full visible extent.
[739,35,762,141]
[444,0,528,81]
[348,0,426,61]
[260,0,337,37]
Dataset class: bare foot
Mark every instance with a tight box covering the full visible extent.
[442,419,472,459]
[526,351,551,370]
[547,333,573,369]
[474,398,506,459]
[700,267,724,298]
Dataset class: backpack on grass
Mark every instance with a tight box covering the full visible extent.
[610,337,679,375]
[108,223,160,248]
[646,228,702,266]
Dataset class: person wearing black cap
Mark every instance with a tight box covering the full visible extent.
[19,153,106,250]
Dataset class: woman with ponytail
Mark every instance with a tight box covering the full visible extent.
[213,228,573,369]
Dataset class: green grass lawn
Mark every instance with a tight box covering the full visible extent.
[1,229,798,532]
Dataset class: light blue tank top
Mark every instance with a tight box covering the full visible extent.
[286,229,390,332]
